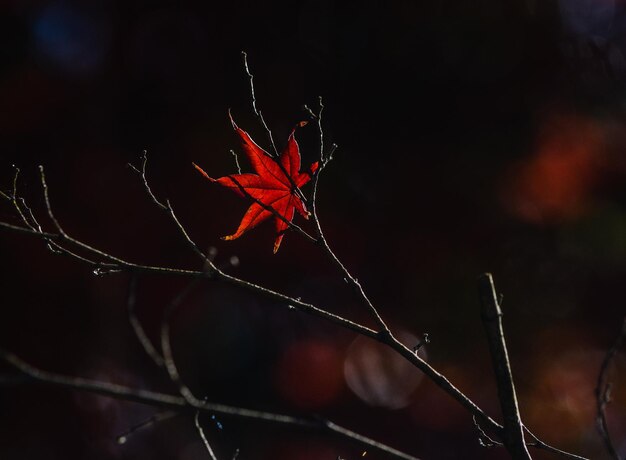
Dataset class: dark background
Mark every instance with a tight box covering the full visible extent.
[1,0,626,459]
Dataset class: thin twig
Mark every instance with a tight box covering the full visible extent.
[0,348,420,460]
[306,99,389,332]
[241,51,278,157]
[237,55,308,204]
[129,152,214,268]
[595,317,626,460]
[478,273,530,460]
[229,149,242,174]
[524,427,589,460]
[116,411,178,445]
[473,416,503,448]
[160,280,203,405]
[128,150,168,211]
[127,273,165,368]
[7,167,69,256]
[195,411,219,460]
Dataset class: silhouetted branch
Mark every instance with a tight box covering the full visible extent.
[478,273,531,460]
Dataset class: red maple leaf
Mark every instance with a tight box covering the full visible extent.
[193,114,319,253]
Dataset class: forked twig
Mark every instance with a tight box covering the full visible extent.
[128,150,168,211]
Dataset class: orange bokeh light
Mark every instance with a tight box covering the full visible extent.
[504,112,606,224]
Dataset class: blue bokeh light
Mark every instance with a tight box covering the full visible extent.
[33,3,110,76]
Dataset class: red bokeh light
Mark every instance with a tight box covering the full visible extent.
[503,112,606,224]
[273,338,344,410]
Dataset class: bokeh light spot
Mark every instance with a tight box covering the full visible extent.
[344,331,426,409]
[33,3,109,75]
[274,339,344,410]
[503,113,605,224]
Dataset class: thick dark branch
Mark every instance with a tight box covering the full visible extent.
[595,317,626,460]
[0,349,420,460]
[478,273,531,460]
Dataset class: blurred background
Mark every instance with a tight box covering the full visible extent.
[1,0,626,459]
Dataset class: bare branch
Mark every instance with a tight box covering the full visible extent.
[0,349,421,460]
[478,273,530,460]
[595,317,626,460]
